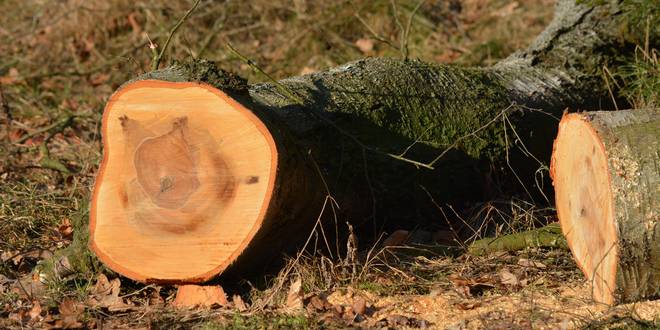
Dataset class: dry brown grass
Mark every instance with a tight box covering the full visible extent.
[2,0,658,329]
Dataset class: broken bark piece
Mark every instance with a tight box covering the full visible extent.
[381,230,410,247]
[173,285,228,308]
[468,223,568,256]
[551,108,659,305]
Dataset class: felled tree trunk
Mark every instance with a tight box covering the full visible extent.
[551,108,659,305]
[87,0,636,283]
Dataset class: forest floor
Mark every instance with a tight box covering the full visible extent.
[0,0,658,329]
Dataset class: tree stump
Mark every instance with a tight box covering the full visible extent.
[551,108,659,305]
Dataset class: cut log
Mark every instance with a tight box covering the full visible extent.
[172,285,228,308]
[551,108,659,305]
[86,0,635,283]
[90,80,322,283]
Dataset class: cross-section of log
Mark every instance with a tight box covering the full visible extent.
[89,80,317,283]
[551,108,659,305]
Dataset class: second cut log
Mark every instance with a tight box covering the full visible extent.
[551,108,659,305]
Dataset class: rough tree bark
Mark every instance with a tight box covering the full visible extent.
[77,0,648,282]
[551,108,659,305]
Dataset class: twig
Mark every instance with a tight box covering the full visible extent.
[14,114,75,145]
[0,85,11,143]
[37,120,74,175]
[38,143,72,175]
[23,37,159,81]
[390,0,405,47]
[402,0,426,59]
[0,85,11,125]
[226,43,305,105]
[257,195,338,311]
[391,103,516,170]
[601,66,620,110]
[354,14,400,50]
[151,0,202,71]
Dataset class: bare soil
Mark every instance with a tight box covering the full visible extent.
[0,0,658,329]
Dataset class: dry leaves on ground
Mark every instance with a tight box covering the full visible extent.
[56,298,85,329]
[87,274,134,312]
[284,277,304,313]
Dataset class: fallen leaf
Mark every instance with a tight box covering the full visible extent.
[355,38,374,53]
[382,230,409,247]
[499,268,519,286]
[29,300,42,321]
[13,272,45,299]
[448,274,497,297]
[58,218,73,240]
[0,67,19,85]
[455,300,481,310]
[127,12,142,36]
[89,73,109,86]
[305,294,335,315]
[285,277,303,312]
[1,250,21,265]
[8,129,26,142]
[148,287,164,306]
[88,274,134,311]
[58,298,84,329]
[518,258,546,269]
[352,297,366,315]
[232,294,247,311]
[386,314,411,327]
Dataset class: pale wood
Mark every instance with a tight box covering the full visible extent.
[551,109,659,305]
[173,285,228,308]
[90,80,277,283]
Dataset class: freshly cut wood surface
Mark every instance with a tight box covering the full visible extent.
[551,109,659,305]
[90,80,277,282]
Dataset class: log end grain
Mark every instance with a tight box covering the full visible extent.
[90,80,278,283]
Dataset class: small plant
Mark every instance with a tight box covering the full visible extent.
[616,46,659,108]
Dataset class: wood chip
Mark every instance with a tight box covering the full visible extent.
[172,285,228,309]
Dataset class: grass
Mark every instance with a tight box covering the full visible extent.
[0,0,658,328]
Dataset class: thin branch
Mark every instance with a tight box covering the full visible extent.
[354,13,400,50]
[226,43,305,105]
[390,0,405,46]
[151,0,202,71]
[14,114,75,145]
[0,85,11,144]
[403,0,426,59]
[23,37,160,81]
